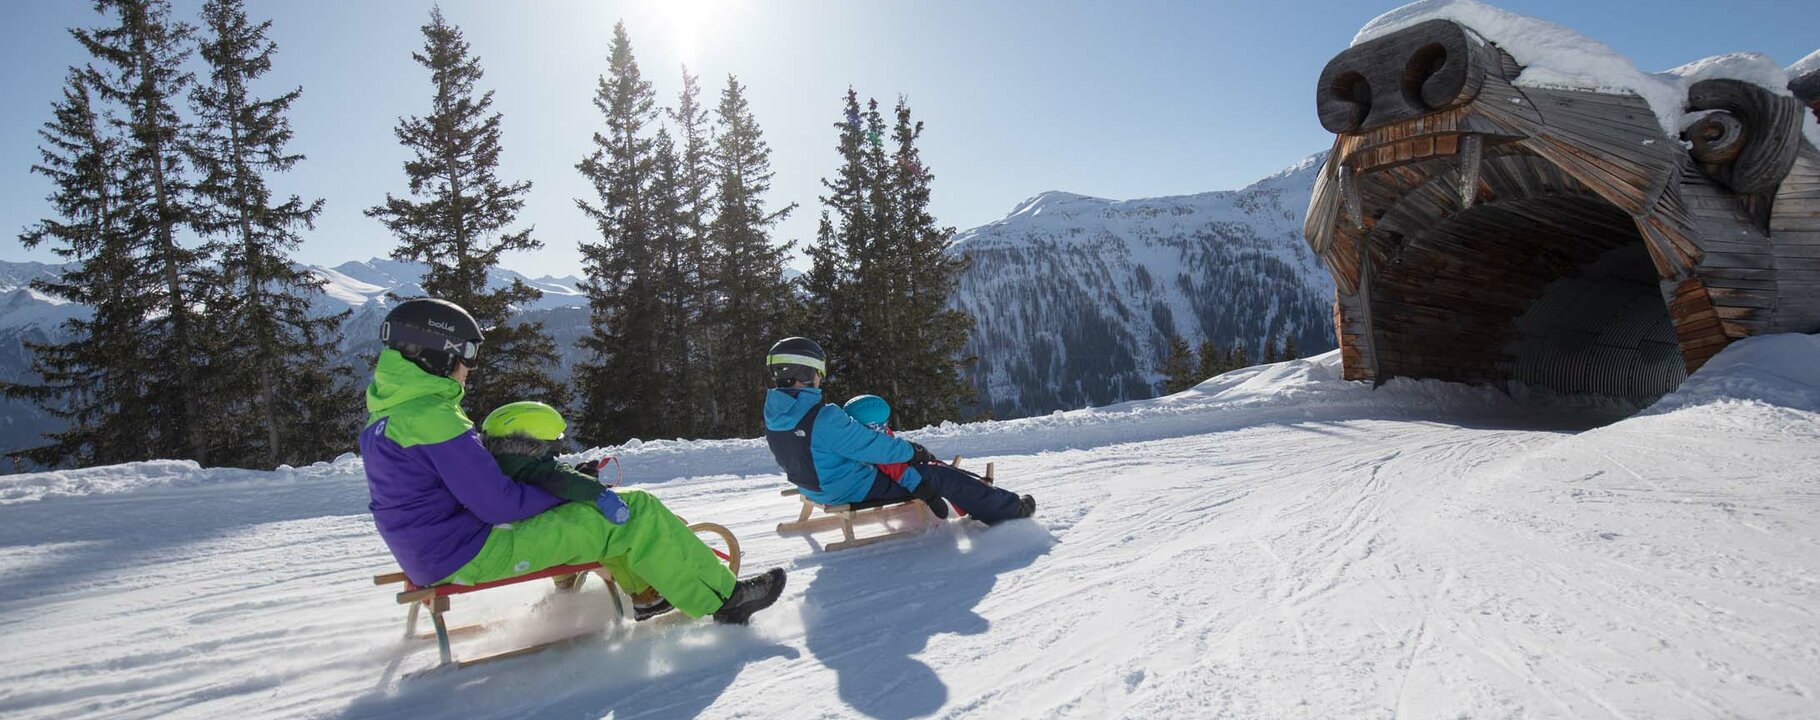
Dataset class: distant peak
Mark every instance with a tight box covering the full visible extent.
[1007,191,1102,218]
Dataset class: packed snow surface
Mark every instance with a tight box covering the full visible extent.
[4,336,1819,718]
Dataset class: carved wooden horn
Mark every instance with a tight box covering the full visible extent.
[1683,78,1803,195]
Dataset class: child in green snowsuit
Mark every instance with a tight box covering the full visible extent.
[478,401,666,617]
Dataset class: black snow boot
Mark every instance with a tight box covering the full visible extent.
[632,595,674,622]
[1016,494,1036,519]
[713,567,787,625]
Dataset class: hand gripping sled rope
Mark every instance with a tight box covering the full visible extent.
[372,521,740,669]
[775,456,995,552]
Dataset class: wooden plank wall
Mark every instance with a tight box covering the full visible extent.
[1769,146,1820,333]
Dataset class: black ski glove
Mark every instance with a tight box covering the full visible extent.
[907,441,938,465]
[574,459,602,476]
[909,480,949,519]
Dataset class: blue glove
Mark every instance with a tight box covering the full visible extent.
[595,490,630,525]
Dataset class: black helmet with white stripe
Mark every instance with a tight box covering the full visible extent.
[382,298,484,377]
[767,337,827,387]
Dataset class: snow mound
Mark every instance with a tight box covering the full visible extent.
[1355,0,1806,138]
[1790,48,1820,78]
[1644,333,1820,415]
[1667,52,1795,96]
[0,453,363,506]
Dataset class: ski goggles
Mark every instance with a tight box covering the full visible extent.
[383,321,482,363]
[766,353,827,375]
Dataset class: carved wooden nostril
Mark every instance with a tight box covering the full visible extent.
[1321,71,1373,133]
[1402,43,1453,111]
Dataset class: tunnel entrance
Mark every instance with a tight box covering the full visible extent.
[1506,244,1685,399]
[1369,189,1686,404]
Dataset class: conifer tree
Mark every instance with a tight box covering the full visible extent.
[74,0,210,462]
[668,69,716,435]
[8,72,154,466]
[1229,343,1250,369]
[880,97,974,427]
[574,21,663,444]
[1264,333,1282,364]
[1195,337,1225,380]
[705,74,797,436]
[188,0,353,467]
[1283,334,1299,361]
[646,126,692,437]
[366,7,567,421]
[804,91,975,427]
[1161,335,1198,394]
[804,90,871,391]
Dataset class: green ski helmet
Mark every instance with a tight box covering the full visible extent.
[481,401,567,441]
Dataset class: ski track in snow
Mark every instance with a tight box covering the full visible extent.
[2,344,1818,719]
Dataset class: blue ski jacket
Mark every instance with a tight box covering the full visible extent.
[763,387,921,504]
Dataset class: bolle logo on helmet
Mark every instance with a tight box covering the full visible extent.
[426,319,457,333]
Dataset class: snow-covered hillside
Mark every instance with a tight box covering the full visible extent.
[310,257,585,314]
[951,154,1338,418]
[4,332,1815,719]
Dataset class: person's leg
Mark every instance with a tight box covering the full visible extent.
[859,469,915,502]
[913,464,1024,522]
[609,490,737,617]
[440,497,736,618]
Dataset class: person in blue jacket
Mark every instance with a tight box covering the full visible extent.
[761,337,1035,523]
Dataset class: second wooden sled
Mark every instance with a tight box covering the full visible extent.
[775,457,995,552]
[375,521,741,669]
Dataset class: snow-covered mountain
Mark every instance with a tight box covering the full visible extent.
[951,153,1337,418]
[3,333,1816,718]
[0,155,1344,451]
[310,257,586,314]
[0,259,589,458]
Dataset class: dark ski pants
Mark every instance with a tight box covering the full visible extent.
[862,463,1023,523]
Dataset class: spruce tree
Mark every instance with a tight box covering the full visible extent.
[804,91,975,428]
[1195,337,1225,380]
[574,21,662,444]
[1283,334,1299,361]
[803,89,871,394]
[646,126,692,437]
[1264,334,1282,364]
[1161,335,1197,394]
[705,74,797,436]
[880,97,973,428]
[76,0,210,462]
[366,7,567,421]
[668,69,716,433]
[8,72,155,466]
[188,0,353,467]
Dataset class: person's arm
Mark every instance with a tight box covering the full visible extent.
[419,431,563,524]
[819,406,916,464]
[512,456,610,505]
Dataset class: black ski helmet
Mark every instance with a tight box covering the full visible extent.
[767,337,827,387]
[381,298,485,376]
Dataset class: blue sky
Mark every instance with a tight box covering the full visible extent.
[1,0,1813,277]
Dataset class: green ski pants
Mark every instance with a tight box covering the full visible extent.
[439,490,737,617]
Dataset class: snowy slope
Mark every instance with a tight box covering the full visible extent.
[950,154,1337,419]
[3,333,1816,719]
[309,257,586,314]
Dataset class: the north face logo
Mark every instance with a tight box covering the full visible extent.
[794,430,806,437]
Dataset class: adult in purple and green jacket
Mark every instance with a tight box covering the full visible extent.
[358,299,772,621]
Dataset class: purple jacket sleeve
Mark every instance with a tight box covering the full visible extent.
[419,430,563,524]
